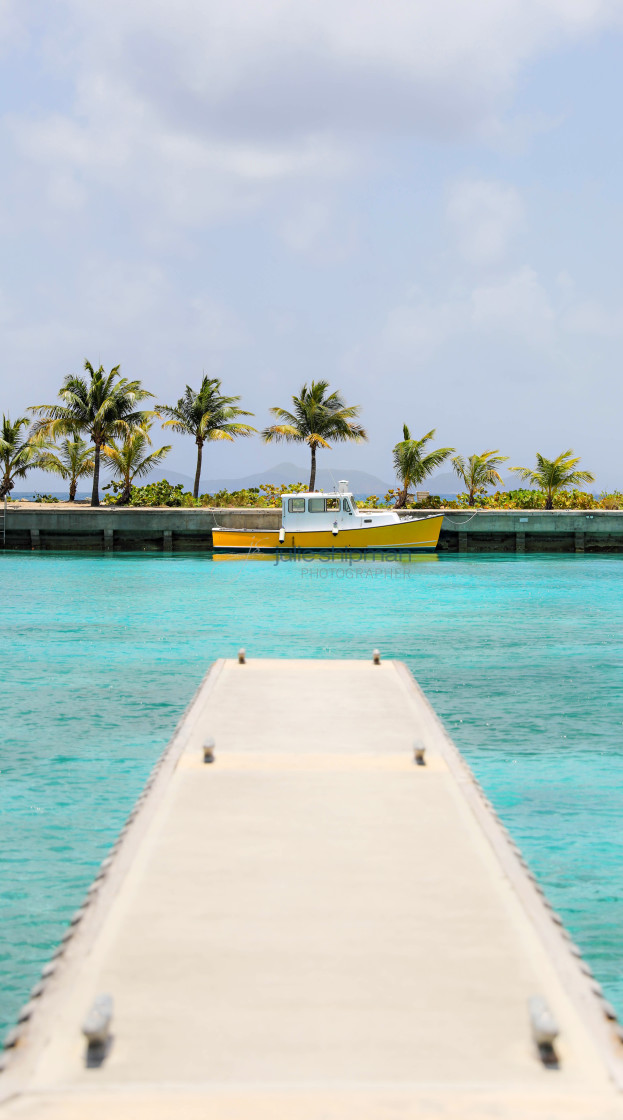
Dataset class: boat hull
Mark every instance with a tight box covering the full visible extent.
[212,515,443,553]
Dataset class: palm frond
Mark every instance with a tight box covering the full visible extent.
[510,449,594,504]
[266,406,299,426]
[304,434,332,449]
[262,424,301,442]
[393,425,454,491]
[129,445,172,479]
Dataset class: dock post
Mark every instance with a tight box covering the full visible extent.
[516,531,525,553]
[30,528,40,551]
[575,531,585,553]
[458,531,468,552]
[163,530,172,553]
[103,528,114,552]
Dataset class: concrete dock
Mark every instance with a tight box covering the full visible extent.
[2,657,623,1118]
[4,503,623,551]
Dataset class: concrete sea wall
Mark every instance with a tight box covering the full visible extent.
[2,504,623,552]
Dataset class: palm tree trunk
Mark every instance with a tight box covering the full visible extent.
[194,440,203,500]
[118,470,131,505]
[546,493,553,510]
[468,486,474,505]
[69,478,77,502]
[309,445,317,491]
[395,484,408,509]
[91,444,101,507]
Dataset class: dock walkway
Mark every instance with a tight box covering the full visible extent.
[2,658,623,1118]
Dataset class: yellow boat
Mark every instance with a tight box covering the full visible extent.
[212,481,443,554]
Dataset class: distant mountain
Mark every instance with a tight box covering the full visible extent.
[420,471,457,495]
[146,469,196,488]
[149,461,392,495]
[424,470,540,495]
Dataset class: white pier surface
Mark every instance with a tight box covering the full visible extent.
[2,657,623,1119]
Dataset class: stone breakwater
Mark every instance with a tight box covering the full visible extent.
[2,504,623,552]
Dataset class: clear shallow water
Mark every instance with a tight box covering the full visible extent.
[1,551,623,1035]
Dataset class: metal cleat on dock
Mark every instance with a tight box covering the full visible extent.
[413,740,426,765]
[82,993,113,1063]
[529,995,560,1065]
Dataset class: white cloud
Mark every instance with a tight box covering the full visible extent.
[0,0,23,51]
[278,196,357,261]
[447,179,524,265]
[562,299,623,337]
[379,266,557,365]
[280,200,335,255]
[11,108,348,233]
[377,261,623,382]
[470,267,554,334]
[189,295,249,350]
[382,290,467,362]
[4,0,622,234]
[483,109,565,154]
[56,0,623,134]
[81,261,168,327]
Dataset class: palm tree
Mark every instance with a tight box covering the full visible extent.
[30,361,154,506]
[451,450,509,506]
[0,415,47,499]
[392,426,454,509]
[158,377,255,500]
[262,381,366,491]
[39,436,95,501]
[509,450,595,510]
[102,425,172,504]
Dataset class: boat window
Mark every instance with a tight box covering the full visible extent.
[326,497,339,510]
[307,498,326,512]
[342,498,352,514]
[349,495,358,510]
[288,498,306,513]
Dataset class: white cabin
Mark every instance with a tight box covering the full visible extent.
[281,480,409,532]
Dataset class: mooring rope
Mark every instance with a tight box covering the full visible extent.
[439,511,481,527]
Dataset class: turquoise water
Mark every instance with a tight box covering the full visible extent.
[2,551,623,1036]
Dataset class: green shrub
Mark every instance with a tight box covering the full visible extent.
[199,482,307,508]
[378,490,460,510]
[448,488,598,510]
[600,491,623,510]
[33,493,60,503]
[552,489,597,510]
[103,480,194,506]
[409,494,447,509]
[98,479,610,511]
[102,479,310,508]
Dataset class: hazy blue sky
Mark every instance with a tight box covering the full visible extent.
[2,1,623,486]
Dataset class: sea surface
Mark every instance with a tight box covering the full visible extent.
[1,550,623,1037]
